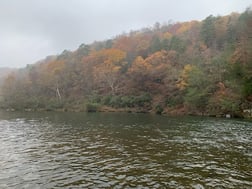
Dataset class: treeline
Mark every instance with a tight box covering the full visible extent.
[1,8,252,116]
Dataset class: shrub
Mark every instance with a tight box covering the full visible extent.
[86,103,100,112]
[155,104,163,114]
[101,95,112,105]
[109,96,121,108]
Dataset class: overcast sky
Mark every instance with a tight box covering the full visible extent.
[0,0,251,68]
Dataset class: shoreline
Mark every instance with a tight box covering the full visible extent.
[2,106,250,119]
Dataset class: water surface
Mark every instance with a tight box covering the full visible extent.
[0,111,251,188]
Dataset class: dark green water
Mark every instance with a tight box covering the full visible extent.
[0,111,251,188]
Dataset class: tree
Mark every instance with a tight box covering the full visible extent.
[208,80,243,115]
[2,73,17,103]
[40,60,65,101]
[184,66,211,113]
[127,56,151,93]
[201,15,216,48]
[177,64,193,90]
[92,49,127,95]
[149,36,162,53]
[169,36,186,53]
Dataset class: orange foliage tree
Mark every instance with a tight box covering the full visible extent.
[91,49,127,95]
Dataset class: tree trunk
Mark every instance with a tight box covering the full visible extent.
[56,82,62,101]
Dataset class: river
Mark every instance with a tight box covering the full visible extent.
[0,111,251,188]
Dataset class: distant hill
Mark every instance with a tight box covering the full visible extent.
[0,68,16,87]
[0,8,251,117]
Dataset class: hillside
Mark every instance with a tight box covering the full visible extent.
[1,9,252,117]
[0,68,16,88]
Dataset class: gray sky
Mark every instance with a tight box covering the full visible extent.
[0,0,251,68]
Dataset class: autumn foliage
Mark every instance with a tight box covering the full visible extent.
[1,8,251,116]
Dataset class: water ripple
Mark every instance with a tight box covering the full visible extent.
[0,112,251,188]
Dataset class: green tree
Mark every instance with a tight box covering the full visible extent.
[169,36,186,53]
[201,15,216,48]
[184,66,211,113]
[149,36,162,53]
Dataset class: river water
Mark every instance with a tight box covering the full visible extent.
[0,111,251,188]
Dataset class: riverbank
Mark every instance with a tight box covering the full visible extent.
[2,105,251,119]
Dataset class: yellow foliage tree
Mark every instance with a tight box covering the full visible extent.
[40,60,65,100]
[177,64,193,90]
[93,49,126,95]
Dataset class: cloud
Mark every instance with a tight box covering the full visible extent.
[0,0,251,67]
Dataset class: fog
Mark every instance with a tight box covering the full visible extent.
[0,0,250,68]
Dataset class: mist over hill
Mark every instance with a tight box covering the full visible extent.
[1,8,251,117]
[0,68,16,87]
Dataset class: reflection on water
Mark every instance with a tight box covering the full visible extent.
[0,112,251,188]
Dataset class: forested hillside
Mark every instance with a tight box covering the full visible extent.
[1,9,252,117]
[0,68,16,95]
